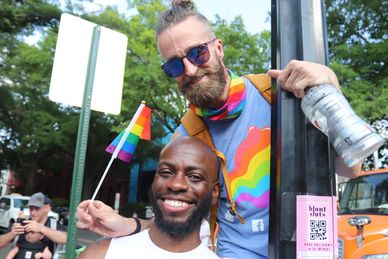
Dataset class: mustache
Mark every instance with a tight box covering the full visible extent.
[181,72,207,87]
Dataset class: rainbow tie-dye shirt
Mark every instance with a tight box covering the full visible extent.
[177,75,271,258]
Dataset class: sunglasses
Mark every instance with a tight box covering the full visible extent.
[161,39,216,78]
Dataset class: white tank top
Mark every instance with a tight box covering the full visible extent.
[105,229,219,259]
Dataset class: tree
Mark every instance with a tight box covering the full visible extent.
[0,0,272,197]
[214,15,271,74]
[76,0,271,196]
[326,0,388,168]
[82,0,271,136]
[0,0,68,194]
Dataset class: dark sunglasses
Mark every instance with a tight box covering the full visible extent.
[161,39,216,78]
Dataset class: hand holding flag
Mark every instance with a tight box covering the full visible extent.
[90,102,152,202]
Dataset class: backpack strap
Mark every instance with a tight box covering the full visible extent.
[181,110,215,148]
[49,217,57,230]
[48,217,66,259]
[180,73,271,248]
[243,73,271,104]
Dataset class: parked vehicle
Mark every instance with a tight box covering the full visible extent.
[337,168,388,259]
[0,194,59,230]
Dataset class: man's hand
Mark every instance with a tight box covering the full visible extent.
[11,222,25,236]
[268,60,362,178]
[23,220,44,233]
[267,59,340,98]
[76,200,134,237]
[34,246,52,259]
[0,223,24,249]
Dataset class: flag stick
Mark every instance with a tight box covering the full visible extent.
[90,102,145,203]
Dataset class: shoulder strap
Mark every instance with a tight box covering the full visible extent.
[181,111,215,149]
[49,217,57,230]
[180,73,271,249]
[243,73,271,104]
[12,233,19,248]
[48,217,65,258]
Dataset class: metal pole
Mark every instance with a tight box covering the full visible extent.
[65,26,101,259]
[269,1,335,258]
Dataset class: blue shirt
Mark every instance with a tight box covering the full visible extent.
[177,76,271,258]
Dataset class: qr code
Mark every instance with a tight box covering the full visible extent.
[309,219,327,241]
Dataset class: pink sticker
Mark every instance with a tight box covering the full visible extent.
[296,195,338,259]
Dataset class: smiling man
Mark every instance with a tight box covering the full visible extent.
[79,136,220,259]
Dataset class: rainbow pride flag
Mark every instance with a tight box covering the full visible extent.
[105,104,152,163]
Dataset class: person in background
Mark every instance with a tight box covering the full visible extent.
[79,137,220,259]
[6,230,52,259]
[0,192,67,255]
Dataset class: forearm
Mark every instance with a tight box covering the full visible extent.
[40,227,67,243]
[5,247,18,259]
[0,231,16,248]
[335,157,362,178]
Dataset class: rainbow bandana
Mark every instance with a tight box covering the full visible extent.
[190,70,246,120]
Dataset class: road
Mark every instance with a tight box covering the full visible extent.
[0,228,102,258]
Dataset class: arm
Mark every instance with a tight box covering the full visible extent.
[78,238,111,259]
[24,220,67,243]
[267,59,340,98]
[335,157,361,178]
[0,222,24,248]
[34,246,52,259]
[6,246,19,259]
[268,60,362,178]
[76,200,152,237]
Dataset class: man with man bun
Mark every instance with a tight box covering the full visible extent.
[77,1,361,258]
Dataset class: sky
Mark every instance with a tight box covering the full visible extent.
[194,0,271,34]
[90,0,271,34]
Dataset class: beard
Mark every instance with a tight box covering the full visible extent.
[149,190,212,239]
[178,53,227,109]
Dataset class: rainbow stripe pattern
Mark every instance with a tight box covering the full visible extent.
[190,70,246,120]
[105,105,152,163]
[229,127,271,208]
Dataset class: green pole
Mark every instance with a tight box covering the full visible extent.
[65,25,101,259]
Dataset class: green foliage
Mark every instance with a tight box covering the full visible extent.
[119,202,150,219]
[326,0,388,121]
[7,0,385,194]
[51,198,69,207]
[326,0,387,168]
[0,0,61,34]
[214,15,270,75]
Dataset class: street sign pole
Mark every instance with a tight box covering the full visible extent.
[65,26,101,259]
[269,1,336,258]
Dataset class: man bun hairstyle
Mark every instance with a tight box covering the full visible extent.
[171,0,194,10]
[156,0,215,38]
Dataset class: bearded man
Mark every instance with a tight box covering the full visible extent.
[79,137,220,259]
